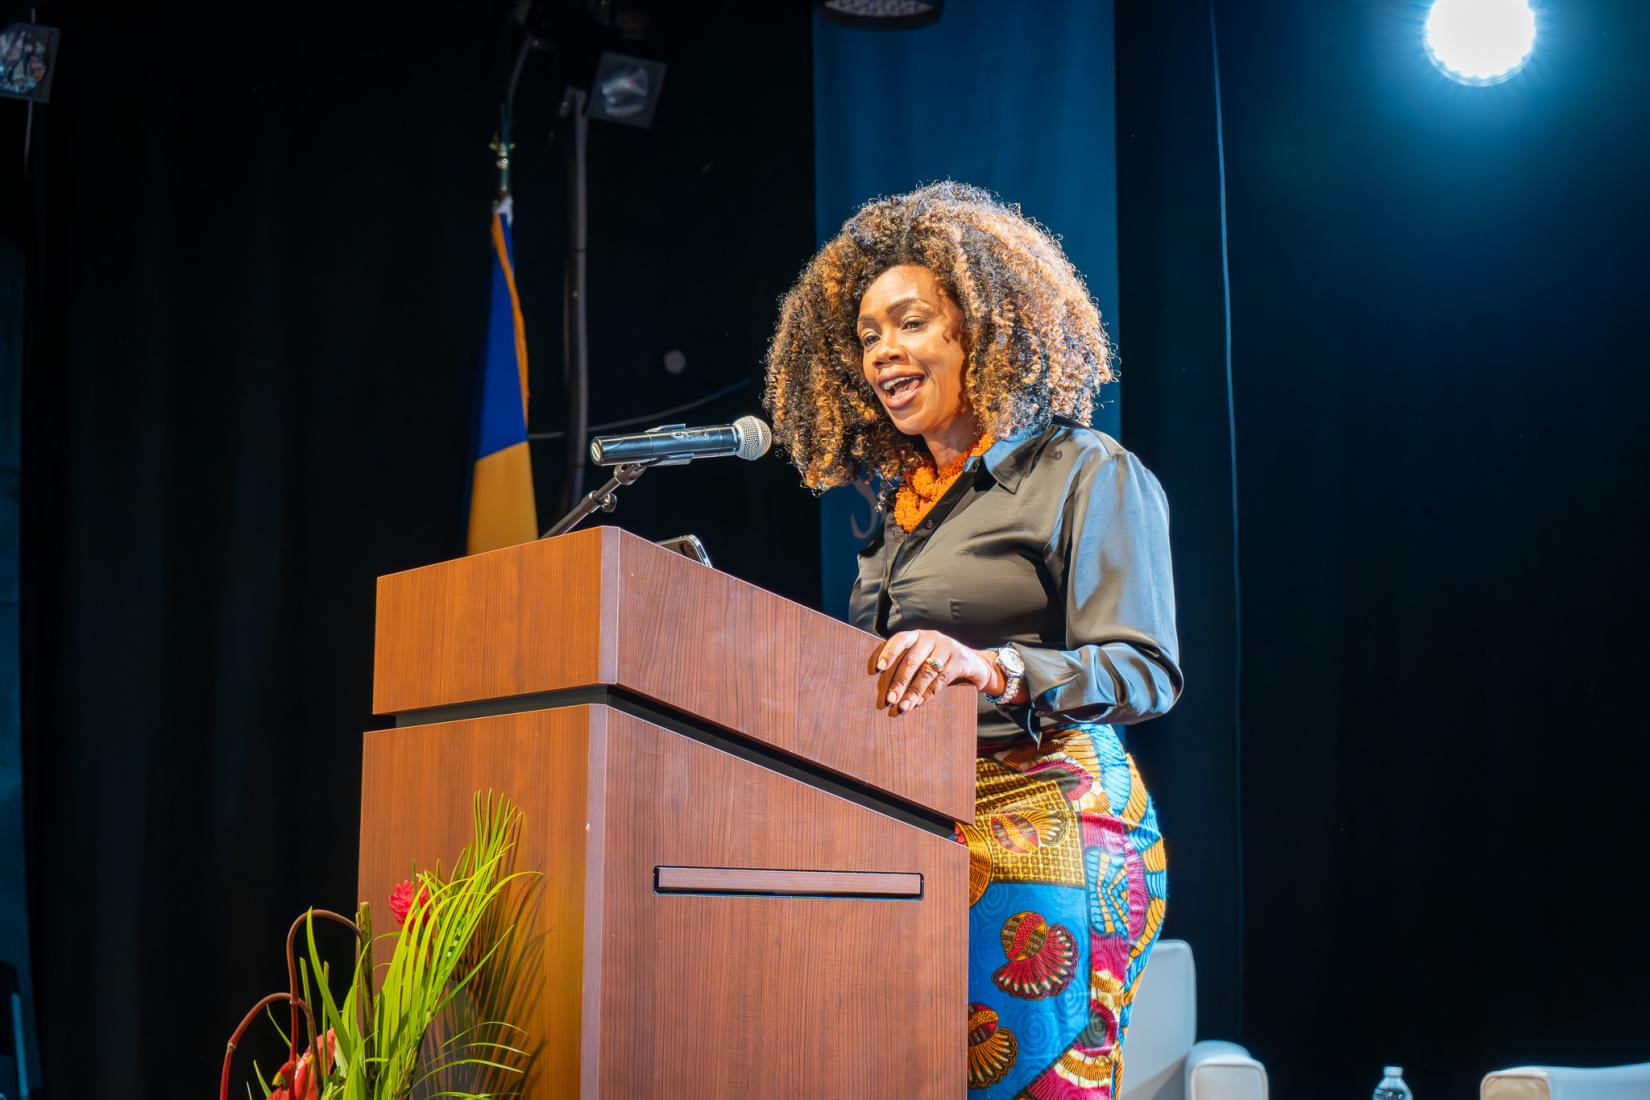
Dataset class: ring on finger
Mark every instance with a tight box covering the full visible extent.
[922,655,946,677]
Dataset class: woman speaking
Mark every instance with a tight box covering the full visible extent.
[763,182,1182,1099]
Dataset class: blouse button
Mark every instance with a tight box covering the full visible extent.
[1052,448,1064,459]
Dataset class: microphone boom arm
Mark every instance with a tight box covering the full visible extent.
[542,414,769,539]
[541,460,654,539]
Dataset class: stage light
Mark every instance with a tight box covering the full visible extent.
[587,51,667,129]
[816,0,943,31]
[1424,0,1536,85]
[0,22,59,103]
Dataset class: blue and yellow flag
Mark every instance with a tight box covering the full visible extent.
[467,196,537,554]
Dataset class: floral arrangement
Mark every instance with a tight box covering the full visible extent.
[220,793,536,1100]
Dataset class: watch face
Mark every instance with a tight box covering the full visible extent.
[998,646,1026,675]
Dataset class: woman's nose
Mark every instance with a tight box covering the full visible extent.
[873,333,905,365]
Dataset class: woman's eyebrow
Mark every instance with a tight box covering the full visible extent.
[859,295,925,327]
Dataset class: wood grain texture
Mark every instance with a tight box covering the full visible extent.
[358,703,968,1098]
[371,527,615,715]
[593,706,968,1098]
[609,530,975,823]
[371,526,974,823]
[654,866,924,898]
[358,708,599,1095]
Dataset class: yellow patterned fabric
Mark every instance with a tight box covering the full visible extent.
[958,722,1166,1099]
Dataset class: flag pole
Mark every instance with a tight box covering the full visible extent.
[489,109,513,200]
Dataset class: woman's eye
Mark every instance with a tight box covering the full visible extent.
[861,333,878,347]
[903,317,923,330]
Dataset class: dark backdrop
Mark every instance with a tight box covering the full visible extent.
[11,1,1650,1097]
[1119,1,1650,1096]
[1113,0,1248,1045]
[10,2,816,1095]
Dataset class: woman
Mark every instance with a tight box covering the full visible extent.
[763,182,1181,1099]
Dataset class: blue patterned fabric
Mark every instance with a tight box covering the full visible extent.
[958,723,1166,1098]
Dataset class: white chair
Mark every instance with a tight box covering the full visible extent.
[1121,939,1268,1100]
[1480,1063,1650,1100]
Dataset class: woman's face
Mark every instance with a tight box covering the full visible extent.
[858,264,971,444]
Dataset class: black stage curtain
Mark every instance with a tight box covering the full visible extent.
[1114,0,1246,1043]
[13,3,816,1095]
[1119,1,1650,1096]
[21,2,1650,1096]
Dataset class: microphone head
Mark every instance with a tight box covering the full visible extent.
[733,415,773,461]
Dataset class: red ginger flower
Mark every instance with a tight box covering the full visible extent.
[388,879,431,927]
[271,1027,336,1100]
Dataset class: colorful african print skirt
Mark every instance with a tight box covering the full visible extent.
[957,722,1167,1099]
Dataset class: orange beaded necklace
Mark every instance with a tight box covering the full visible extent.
[892,434,996,533]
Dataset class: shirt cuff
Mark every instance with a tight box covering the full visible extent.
[995,643,1086,741]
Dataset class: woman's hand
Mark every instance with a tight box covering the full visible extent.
[873,629,1004,715]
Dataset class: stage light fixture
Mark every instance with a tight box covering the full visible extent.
[816,0,943,31]
[1424,0,1536,85]
[587,51,666,129]
[1,22,59,103]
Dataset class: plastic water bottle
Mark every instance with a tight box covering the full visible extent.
[1374,1066,1413,1100]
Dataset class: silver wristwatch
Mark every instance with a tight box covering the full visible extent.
[984,646,1026,704]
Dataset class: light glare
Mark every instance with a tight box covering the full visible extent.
[1425,0,1536,85]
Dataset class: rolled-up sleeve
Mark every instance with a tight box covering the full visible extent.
[1004,449,1183,734]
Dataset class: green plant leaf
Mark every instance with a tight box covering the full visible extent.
[247,792,537,1100]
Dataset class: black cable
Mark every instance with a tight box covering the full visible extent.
[1208,0,1246,1029]
[560,89,591,514]
[503,33,533,123]
[527,378,752,441]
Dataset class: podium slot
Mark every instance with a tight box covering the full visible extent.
[654,866,923,899]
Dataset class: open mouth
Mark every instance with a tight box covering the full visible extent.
[879,373,924,409]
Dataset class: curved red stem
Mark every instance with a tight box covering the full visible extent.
[220,992,315,1100]
[284,909,361,1069]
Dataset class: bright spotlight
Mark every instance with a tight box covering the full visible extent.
[1425,0,1536,85]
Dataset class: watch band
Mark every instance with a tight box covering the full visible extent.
[984,646,1025,705]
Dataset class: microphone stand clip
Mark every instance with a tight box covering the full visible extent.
[541,460,655,539]
[638,423,694,467]
[539,422,711,539]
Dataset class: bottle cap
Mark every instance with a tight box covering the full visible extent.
[1384,1066,1404,1076]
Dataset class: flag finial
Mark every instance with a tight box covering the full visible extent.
[489,130,514,199]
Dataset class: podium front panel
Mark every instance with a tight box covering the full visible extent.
[359,703,967,1099]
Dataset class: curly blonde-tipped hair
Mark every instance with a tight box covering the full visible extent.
[762,181,1113,490]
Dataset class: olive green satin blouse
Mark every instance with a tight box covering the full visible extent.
[849,421,1183,742]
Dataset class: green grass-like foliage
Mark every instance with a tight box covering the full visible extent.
[239,792,536,1100]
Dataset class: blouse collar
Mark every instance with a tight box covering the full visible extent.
[979,420,1063,494]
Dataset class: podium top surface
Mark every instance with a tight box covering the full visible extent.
[373,526,974,823]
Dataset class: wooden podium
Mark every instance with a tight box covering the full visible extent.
[359,526,974,1097]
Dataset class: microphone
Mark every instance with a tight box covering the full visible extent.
[589,416,773,467]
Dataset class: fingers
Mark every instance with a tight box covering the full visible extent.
[874,631,969,715]
[875,631,918,675]
[918,657,955,700]
[906,652,952,711]
[890,635,950,714]
[885,634,936,708]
